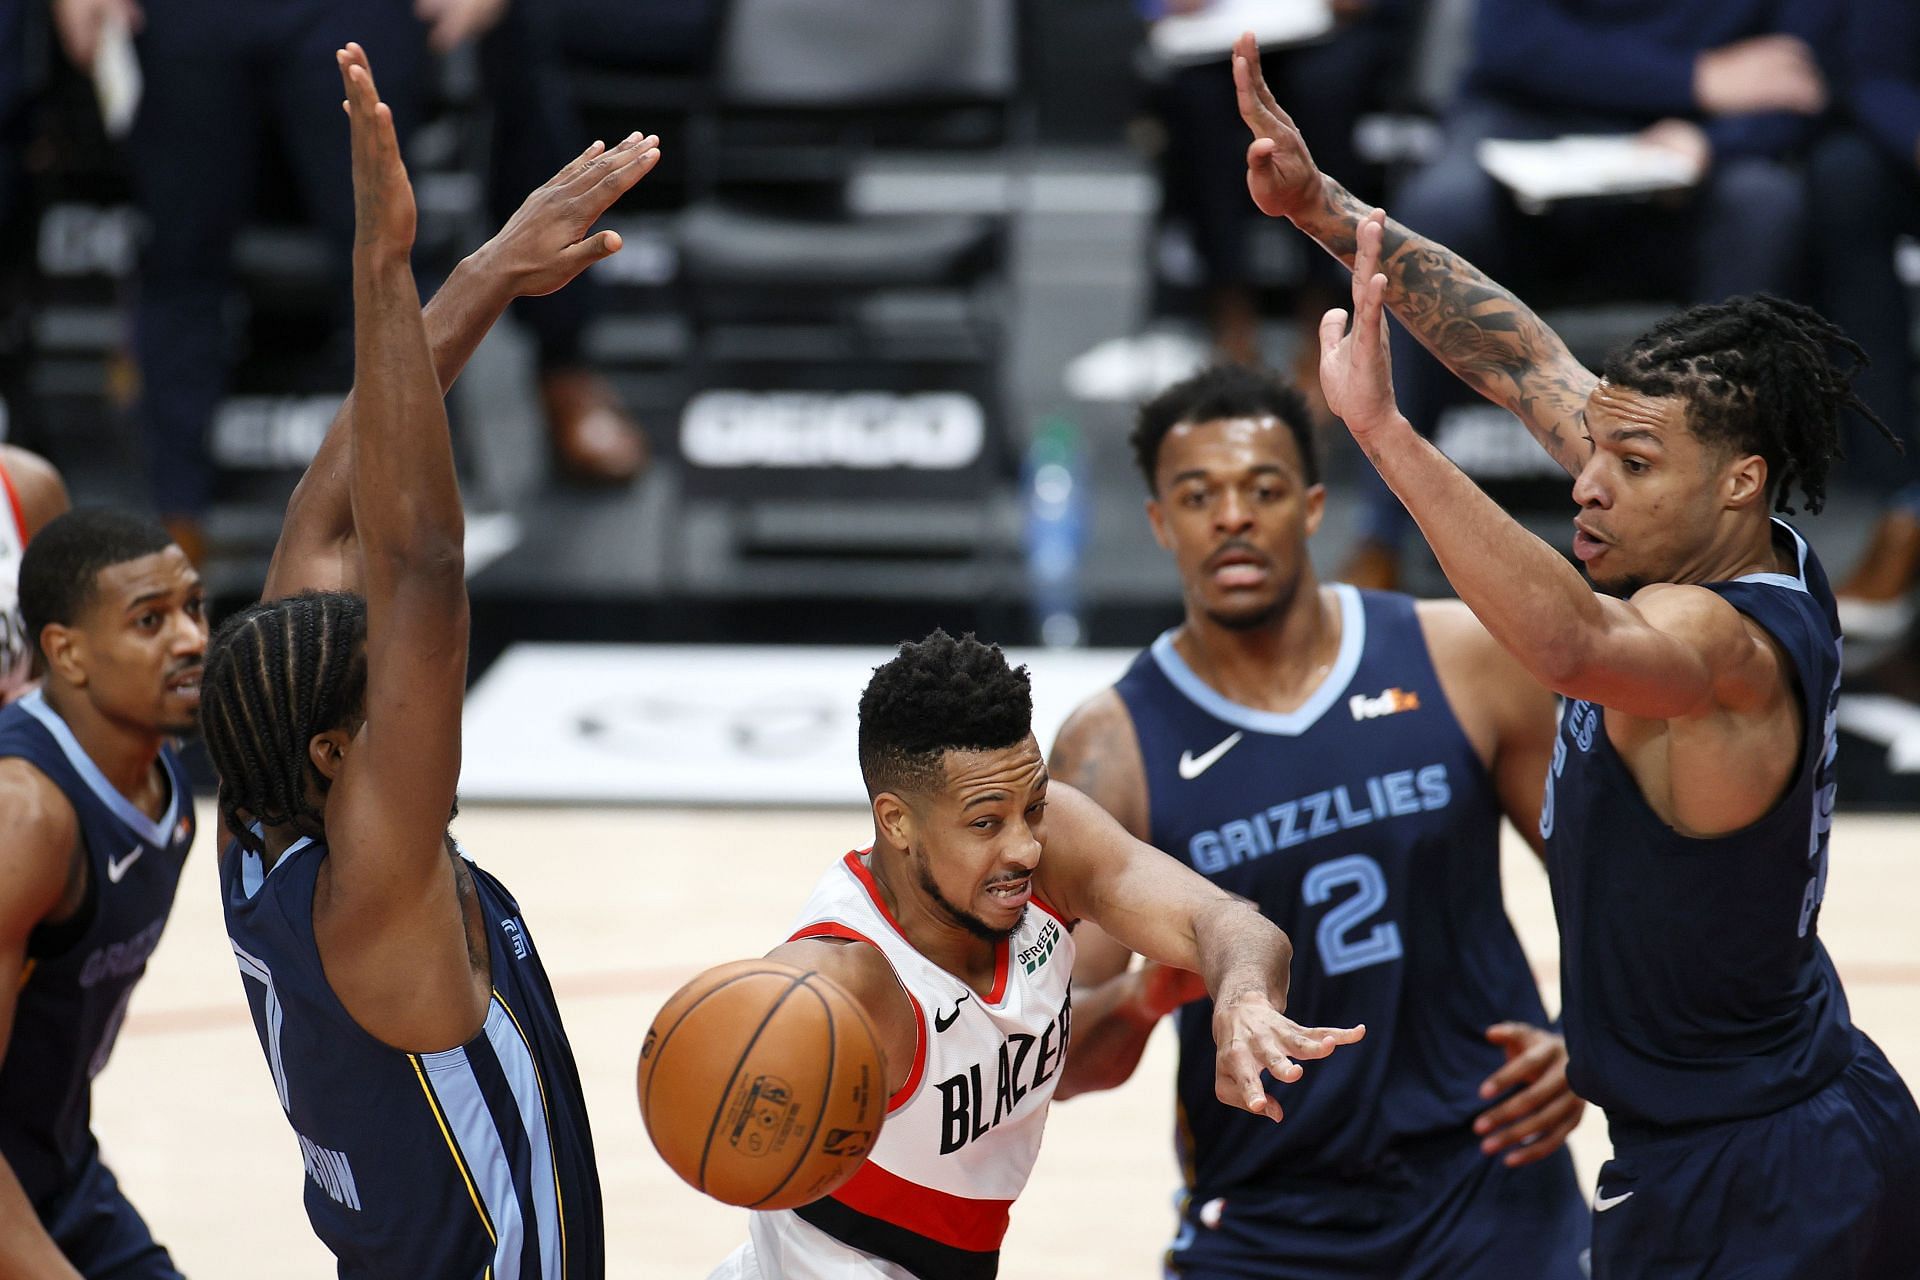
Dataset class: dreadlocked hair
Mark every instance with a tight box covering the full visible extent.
[1601,294,1897,516]
[199,591,369,855]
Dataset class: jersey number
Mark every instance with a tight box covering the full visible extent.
[1303,853,1403,976]
[231,941,291,1112]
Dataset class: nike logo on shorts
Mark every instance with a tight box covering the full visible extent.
[1178,732,1243,780]
[107,846,143,884]
[1594,1190,1634,1212]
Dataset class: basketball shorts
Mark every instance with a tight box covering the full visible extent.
[1165,1129,1589,1279]
[1591,1034,1920,1280]
[711,1209,920,1280]
[42,1153,183,1280]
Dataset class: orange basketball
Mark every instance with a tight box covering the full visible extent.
[639,959,887,1210]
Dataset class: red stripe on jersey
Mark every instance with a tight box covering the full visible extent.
[787,921,927,1112]
[0,462,26,544]
[1030,893,1071,928]
[829,1156,1014,1252]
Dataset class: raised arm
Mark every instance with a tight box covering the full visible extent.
[1036,784,1362,1122]
[1231,34,1597,477]
[263,130,660,599]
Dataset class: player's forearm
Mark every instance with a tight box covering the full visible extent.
[1288,178,1594,476]
[1053,972,1161,1099]
[0,1155,84,1279]
[1360,419,1625,696]
[349,248,464,573]
[1192,896,1291,1012]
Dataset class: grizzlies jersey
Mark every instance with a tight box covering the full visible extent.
[0,690,193,1208]
[774,851,1074,1279]
[0,461,30,701]
[221,835,603,1279]
[1542,520,1856,1130]
[1114,586,1546,1197]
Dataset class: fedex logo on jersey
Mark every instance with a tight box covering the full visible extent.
[936,993,1072,1155]
[1349,687,1420,720]
[1188,765,1452,875]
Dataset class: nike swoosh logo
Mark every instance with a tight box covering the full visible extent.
[106,846,143,884]
[933,993,971,1033]
[1178,732,1244,780]
[1593,1190,1634,1212]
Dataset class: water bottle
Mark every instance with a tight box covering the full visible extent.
[1023,415,1089,648]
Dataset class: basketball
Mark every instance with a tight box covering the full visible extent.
[639,958,887,1210]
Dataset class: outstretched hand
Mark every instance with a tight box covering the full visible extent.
[1212,992,1365,1124]
[476,131,662,299]
[1318,208,1403,441]
[338,43,415,255]
[1233,32,1325,222]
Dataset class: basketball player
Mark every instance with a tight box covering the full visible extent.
[0,508,204,1279]
[1048,362,1587,1277]
[711,628,1365,1280]
[1232,33,1920,1276]
[0,445,70,702]
[195,44,652,1276]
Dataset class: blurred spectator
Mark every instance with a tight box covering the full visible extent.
[470,0,649,484]
[112,0,429,563]
[1817,0,1920,632]
[1150,0,1413,370]
[1349,0,1836,590]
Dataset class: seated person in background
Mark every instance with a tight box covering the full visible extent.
[1147,0,1417,374]
[1346,0,1834,591]
[1818,0,1920,634]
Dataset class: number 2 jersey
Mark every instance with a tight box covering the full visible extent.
[221,834,604,1279]
[1112,585,1549,1198]
[0,690,194,1210]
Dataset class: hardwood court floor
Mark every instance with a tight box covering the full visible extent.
[93,805,1920,1278]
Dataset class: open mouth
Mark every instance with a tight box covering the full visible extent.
[1572,523,1609,564]
[1206,547,1269,588]
[166,670,203,697]
[985,875,1032,909]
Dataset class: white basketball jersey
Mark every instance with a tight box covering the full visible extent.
[0,463,32,703]
[753,849,1074,1279]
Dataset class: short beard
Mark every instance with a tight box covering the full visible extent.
[913,848,1019,942]
[162,716,201,739]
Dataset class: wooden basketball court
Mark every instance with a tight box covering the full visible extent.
[94,803,1920,1277]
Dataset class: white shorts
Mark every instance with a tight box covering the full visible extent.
[709,1210,919,1280]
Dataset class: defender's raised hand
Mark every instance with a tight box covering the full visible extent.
[1318,209,1403,441]
[1213,991,1366,1124]
[475,131,663,299]
[1233,32,1325,222]
[338,43,414,255]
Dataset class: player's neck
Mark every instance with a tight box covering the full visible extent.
[1174,580,1342,715]
[40,682,167,810]
[1672,516,1789,588]
[865,846,1002,992]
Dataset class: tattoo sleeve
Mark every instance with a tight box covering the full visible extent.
[1299,179,1597,477]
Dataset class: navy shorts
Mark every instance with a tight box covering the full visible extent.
[1164,1130,1589,1279]
[1592,1035,1920,1280]
[42,1154,183,1280]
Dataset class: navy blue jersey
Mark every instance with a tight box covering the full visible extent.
[0,691,193,1210]
[1115,586,1547,1196]
[221,835,603,1279]
[1542,520,1857,1130]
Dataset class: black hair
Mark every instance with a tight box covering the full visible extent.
[857,629,1033,796]
[199,592,368,854]
[18,508,175,654]
[1131,363,1319,493]
[1601,294,1898,515]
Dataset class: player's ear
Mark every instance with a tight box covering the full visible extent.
[307,728,353,783]
[1724,452,1767,512]
[1145,496,1171,551]
[38,622,84,688]
[1302,482,1327,537]
[872,790,915,849]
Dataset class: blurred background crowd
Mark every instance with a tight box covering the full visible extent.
[0,0,1917,799]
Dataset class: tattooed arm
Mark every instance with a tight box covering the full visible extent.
[1230,34,1597,477]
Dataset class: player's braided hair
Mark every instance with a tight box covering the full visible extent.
[1601,294,1898,515]
[199,592,368,854]
[858,629,1032,796]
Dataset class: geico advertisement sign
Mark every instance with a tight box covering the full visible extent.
[680,390,985,469]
